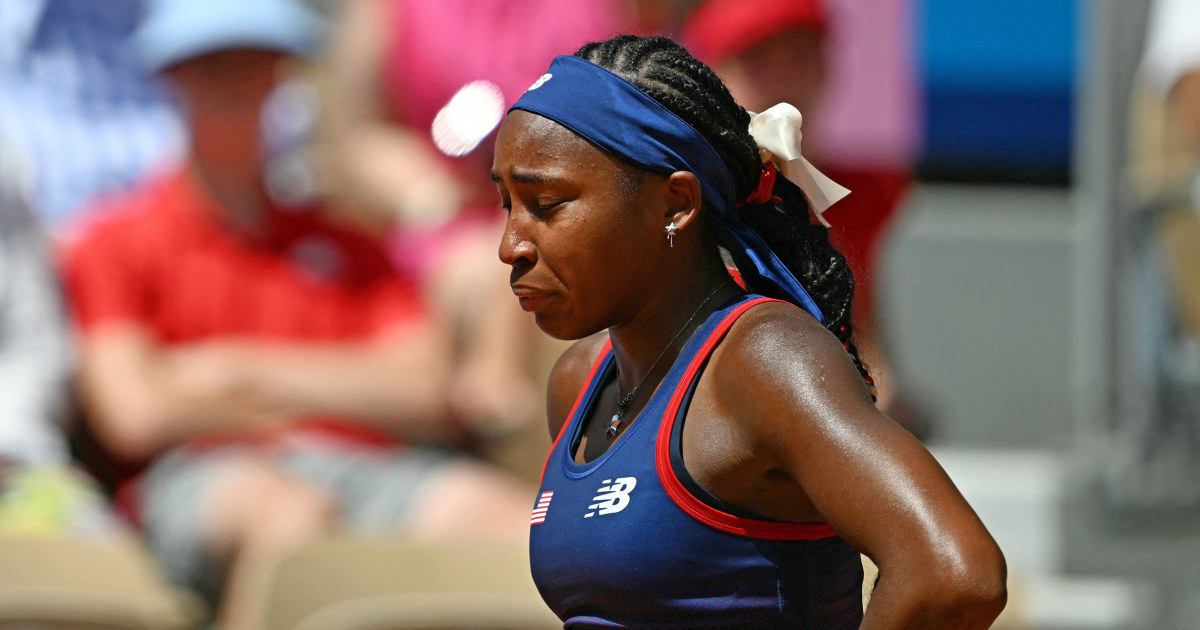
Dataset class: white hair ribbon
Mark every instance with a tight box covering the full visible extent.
[747,103,849,227]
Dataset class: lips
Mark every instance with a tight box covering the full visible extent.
[511,285,551,312]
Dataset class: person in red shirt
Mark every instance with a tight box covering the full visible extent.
[60,1,533,627]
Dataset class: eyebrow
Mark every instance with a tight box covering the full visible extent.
[490,170,568,185]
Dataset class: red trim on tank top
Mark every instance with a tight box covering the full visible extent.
[539,339,614,486]
[655,297,839,541]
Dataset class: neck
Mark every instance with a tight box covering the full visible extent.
[607,266,740,396]
[188,161,269,237]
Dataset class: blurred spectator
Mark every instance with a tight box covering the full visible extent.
[1134,0,1200,344]
[0,143,120,540]
[1130,0,1200,202]
[60,0,534,627]
[318,0,632,231]
[0,0,184,230]
[683,0,927,436]
[1107,0,1200,511]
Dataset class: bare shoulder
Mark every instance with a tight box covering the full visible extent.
[719,300,865,387]
[545,331,609,439]
[709,301,1007,617]
[709,299,878,438]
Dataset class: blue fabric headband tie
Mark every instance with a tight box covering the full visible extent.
[509,55,824,323]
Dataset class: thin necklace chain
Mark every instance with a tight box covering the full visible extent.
[606,282,728,439]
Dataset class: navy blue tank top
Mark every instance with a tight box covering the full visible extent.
[529,295,864,629]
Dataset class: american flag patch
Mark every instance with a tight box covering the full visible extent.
[530,490,554,525]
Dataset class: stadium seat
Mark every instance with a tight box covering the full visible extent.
[0,535,204,629]
[244,535,560,630]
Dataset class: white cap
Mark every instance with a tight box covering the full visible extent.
[135,0,324,72]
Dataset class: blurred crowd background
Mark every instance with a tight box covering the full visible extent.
[0,0,1197,628]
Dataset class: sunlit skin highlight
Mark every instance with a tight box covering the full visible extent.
[495,103,1006,627]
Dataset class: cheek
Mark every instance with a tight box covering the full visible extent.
[563,215,653,303]
[537,213,621,290]
[191,115,259,151]
[542,214,608,287]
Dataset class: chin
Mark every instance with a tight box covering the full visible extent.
[533,313,601,342]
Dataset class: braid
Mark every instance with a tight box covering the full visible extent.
[748,179,876,398]
[575,35,875,399]
[576,36,761,197]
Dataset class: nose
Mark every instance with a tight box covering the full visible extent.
[498,212,535,269]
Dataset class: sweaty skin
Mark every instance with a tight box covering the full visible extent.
[494,109,1007,629]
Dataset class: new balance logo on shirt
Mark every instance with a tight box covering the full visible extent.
[585,477,637,518]
[530,476,639,525]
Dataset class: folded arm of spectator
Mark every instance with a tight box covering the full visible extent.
[77,323,291,462]
[167,320,457,437]
[77,318,456,463]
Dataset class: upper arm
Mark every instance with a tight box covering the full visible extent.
[320,0,390,131]
[544,332,607,440]
[60,217,153,334]
[719,305,1002,575]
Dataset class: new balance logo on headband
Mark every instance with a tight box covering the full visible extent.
[527,73,553,91]
[585,477,637,517]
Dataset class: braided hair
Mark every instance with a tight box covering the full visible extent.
[574,35,875,397]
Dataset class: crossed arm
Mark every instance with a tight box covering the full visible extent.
[76,318,456,463]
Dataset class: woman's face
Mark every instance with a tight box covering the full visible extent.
[492,110,665,340]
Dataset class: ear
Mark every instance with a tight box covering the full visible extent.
[662,171,704,233]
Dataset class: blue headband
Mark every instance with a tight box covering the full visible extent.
[509,55,823,322]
